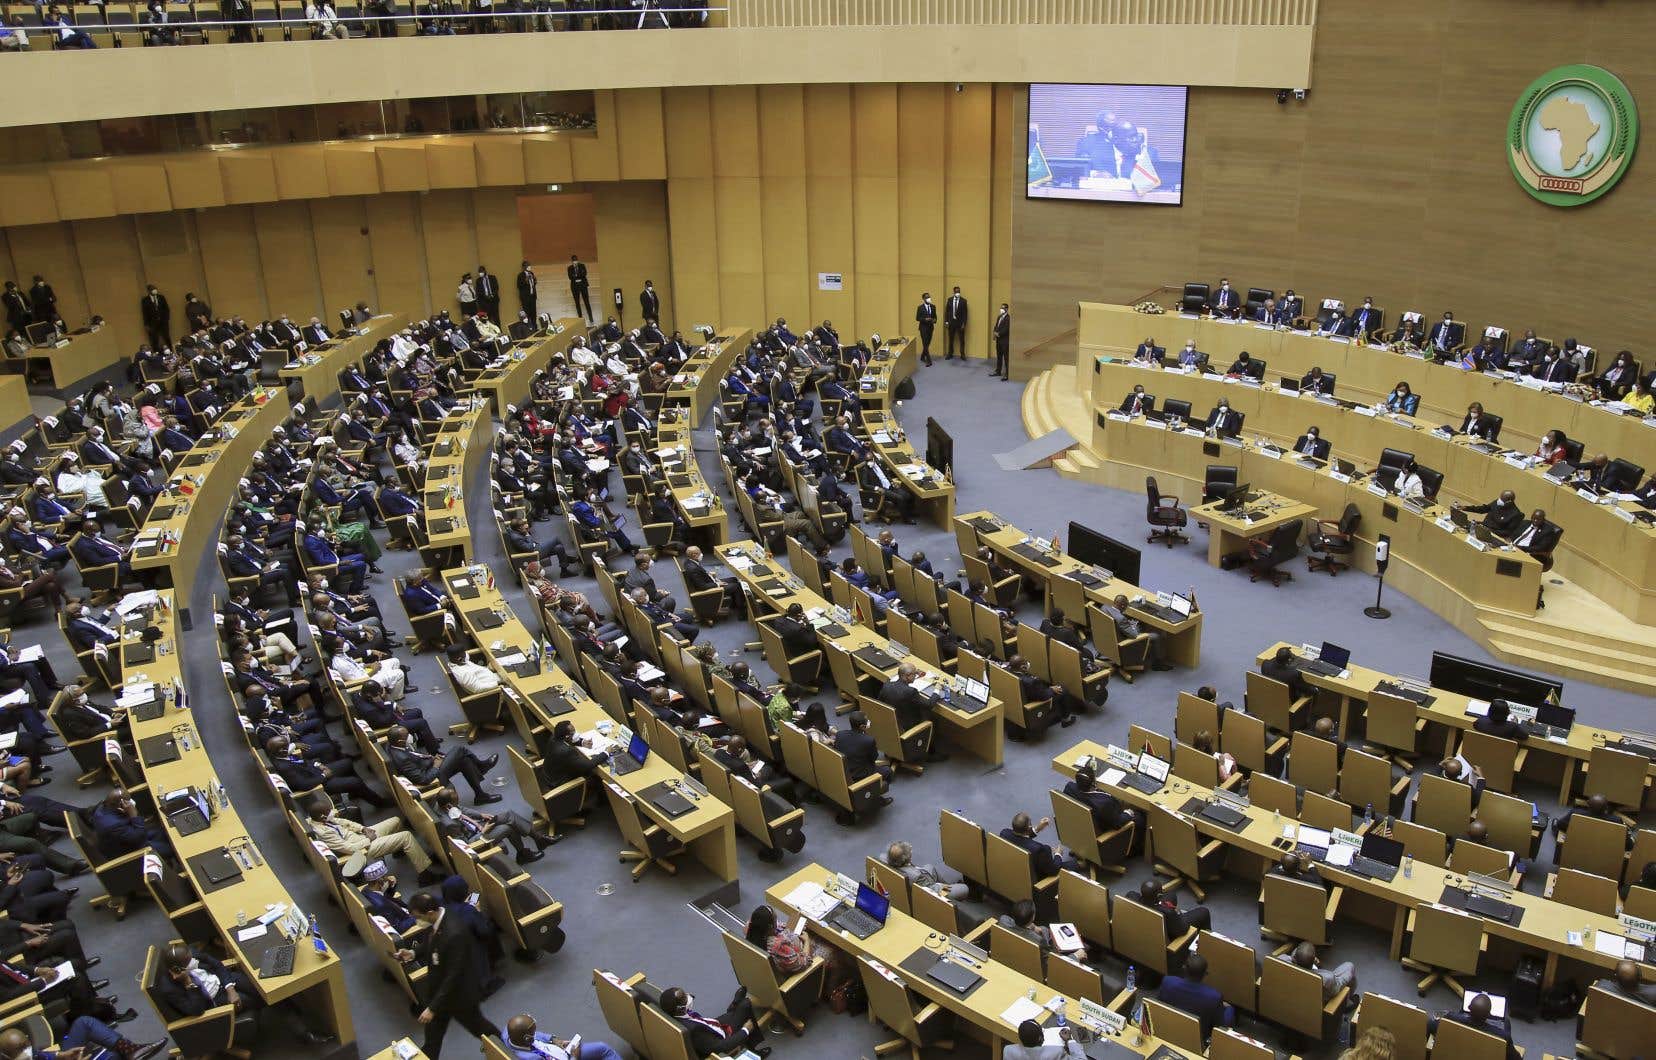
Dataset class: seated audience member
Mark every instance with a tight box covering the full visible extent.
[1597,959,1656,1004]
[1260,644,1311,700]
[1429,993,1518,1060]
[1300,366,1334,395]
[157,941,332,1044]
[1427,311,1463,358]
[1156,953,1232,1034]
[1292,426,1330,460]
[1454,491,1524,539]
[998,899,1051,952]
[385,725,501,804]
[656,985,769,1059]
[304,794,441,885]
[1292,940,1355,1001]
[999,812,1081,876]
[431,785,556,865]
[1383,381,1419,416]
[502,1012,623,1060]
[1473,699,1528,741]
[1458,401,1497,439]
[1062,764,1139,832]
[885,840,970,900]
[1533,429,1569,465]
[1007,1019,1085,1060]
[1511,508,1562,567]
[837,712,892,803]
[0,1021,163,1060]
[1132,878,1211,936]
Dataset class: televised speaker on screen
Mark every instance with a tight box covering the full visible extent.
[1027,83,1188,205]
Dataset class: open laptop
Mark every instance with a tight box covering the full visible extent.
[1118,750,1170,794]
[826,882,890,939]
[1346,833,1405,882]
[1198,794,1247,829]
[1524,702,1576,741]
[609,732,649,776]
[1299,642,1351,677]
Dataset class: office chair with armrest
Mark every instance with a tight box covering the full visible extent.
[1306,503,1361,574]
[1247,519,1302,586]
[1244,288,1274,319]
[1145,476,1188,547]
[1180,283,1210,315]
[1203,465,1239,505]
[1560,436,1585,464]
[1473,412,1503,443]
[1603,458,1644,493]
[1162,398,1193,421]
[1414,465,1443,502]
[1374,447,1415,489]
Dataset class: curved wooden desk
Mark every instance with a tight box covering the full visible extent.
[417,401,491,567]
[279,313,408,400]
[857,337,956,527]
[125,590,353,1047]
[469,319,588,414]
[650,328,753,544]
[440,567,739,881]
[130,386,291,622]
[1088,359,1655,623]
[1079,303,1656,475]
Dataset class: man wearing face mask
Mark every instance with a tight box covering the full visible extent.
[386,725,501,806]
[658,985,768,1058]
[0,1018,165,1060]
[1349,297,1381,342]
[430,785,557,865]
[157,942,332,1045]
[1177,340,1203,368]
[1293,426,1330,461]
[1454,490,1524,540]
[1428,310,1463,358]
[914,292,937,366]
[1205,400,1241,438]
[1210,278,1239,319]
[503,1012,623,1060]
[406,890,500,1057]
[138,284,170,351]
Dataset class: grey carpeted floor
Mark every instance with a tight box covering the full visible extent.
[51,352,1648,1060]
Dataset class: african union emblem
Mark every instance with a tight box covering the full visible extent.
[1508,64,1638,207]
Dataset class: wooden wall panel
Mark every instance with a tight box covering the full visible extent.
[324,147,380,197]
[804,84,856,334]
[71,218,145,352]
[134,213,208,331]
[570,91,621,183]
[375,145,430,193]
[162,156,226,210]
[425,143,480,190]
[308,197,376,316]
[48,168,115,221]
[943,83,993,358]
[522,137,575,185]
[272,147,331,201]
[0,172,59,228]
[219,154,279,206]
[663,88,716,179]
[852,84,900,334]
[7,224,86,327]
[666,178,719,331]
[420,191,476,321]
[614,88,668,181]
[710,87,762,179]
[196,206,266,321]
[474,138,527,188]
[594,182,674,334]
[473,187,527,320]
[365,194,426,320]
[111,162,174,215]
[897,84,947,314]
[252,202,324,322]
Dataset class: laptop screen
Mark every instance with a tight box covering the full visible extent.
[1319,642,1351,669]
[854,882,890,924]
[1358,833,1405,867]
[1137,752,1170,782]
[1536,702,1576,728]
[627,732,650,765]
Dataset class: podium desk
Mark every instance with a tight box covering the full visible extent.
[27,325,118,390]
[129,387,292,617]
[954,510,1204,669]
[123,591,354,1048]
[716,541,1005,767]
[1192,491,1319,568]
[441,569,739,881]
[278,313,406,400]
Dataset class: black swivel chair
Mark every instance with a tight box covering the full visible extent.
[1414,465,1444,502]
[1203,465,1239,505]
[1163,399,1193,422]
[1373,447,1416,490]
[1145,476,1188,547]
[1474,413,1504,444]
[1603,459,1645,493]
[1180,283,1211,315]
[1307,504,1361,575]
[1244,288,1275,319]
[1560,437,1585,464]
[1247,519,1303,586]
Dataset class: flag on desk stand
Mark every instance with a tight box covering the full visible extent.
[1028,125,1053,188]
[1052,529,1062,553]
[1129,146,1162,198]
[853,597,866,627]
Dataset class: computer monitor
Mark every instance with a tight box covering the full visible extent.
[1318,642,1351,669]
[1219,482,1250,511]
[853,882,890,925]
[1429,652,1562,707]
[626,732,650,765]
[1359,833,1405,867]
[1535,702,1576,730]
[1066,521,1141,586]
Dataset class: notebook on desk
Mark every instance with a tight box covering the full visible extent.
[132,699,167,723]
[466,609,505,631]
[924,958,983,996]
[452,580,481,600]
[124,643,156,666]
[856,646,901,671]
[641,781,695,819]
[191,848,243,886]
[535,693,575,717]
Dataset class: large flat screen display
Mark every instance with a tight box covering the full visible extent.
[1027,83,1188,205]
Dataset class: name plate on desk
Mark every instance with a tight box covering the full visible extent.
[1329,471,1352,483]
[1105,411,1130,422]
[1467,535,1488,552]
[1257,447,1280,459]
[1353,405,1378,417]
[1613,506,1637,523]
[1367,482,1389,497]
[1142,418,1167,430]
[1182,427,1205,437]
[1503,454,1533,469]
[1576,488,1602,503]
[1435,517,1457,533]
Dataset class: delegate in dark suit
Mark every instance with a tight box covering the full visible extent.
[877,676,930,731]
[1293,433,1331,460]
[1459,495,1524,539]
[943,290,967,359]
[139,288,171,350]
[915,298,937,364]
[992,306,1010,378]
[516,265,537,320]
[416,899,501,1057]
[567,258,593,322]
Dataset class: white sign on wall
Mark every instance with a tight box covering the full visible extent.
[817,273,844,292]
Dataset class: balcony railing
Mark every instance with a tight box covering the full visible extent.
[724,0,1317,28]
